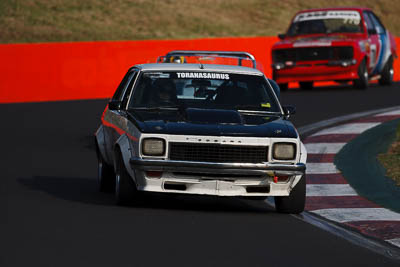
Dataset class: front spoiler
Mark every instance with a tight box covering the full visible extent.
[273,63,359,83]
[130,157,305,176]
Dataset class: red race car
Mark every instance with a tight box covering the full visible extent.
[271,7,397,90]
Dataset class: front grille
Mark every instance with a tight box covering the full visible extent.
[169,142,268,163]
[272,46,353,62]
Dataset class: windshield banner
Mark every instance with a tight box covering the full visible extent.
[294,10,361,22]
[177,72,230,80]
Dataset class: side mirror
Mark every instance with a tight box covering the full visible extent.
[278,33,286,40]
[368,28,377,35]
[108,100,122,110]
[282,105,296,118]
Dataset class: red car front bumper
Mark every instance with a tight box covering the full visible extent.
[273,64,358,83]
[273,61,359,84]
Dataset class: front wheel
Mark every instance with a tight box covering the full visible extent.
[379,57,394,85]
[96,145,115,192]
[115,154,138,205]
[353,60,368,89]
[275,175,306,214]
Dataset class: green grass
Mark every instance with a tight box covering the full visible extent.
[378,123,400,186]
[1,0,400,44]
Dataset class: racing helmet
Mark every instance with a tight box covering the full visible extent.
[169,56,186,64]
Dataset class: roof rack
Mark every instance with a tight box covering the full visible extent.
[157,50,257,69]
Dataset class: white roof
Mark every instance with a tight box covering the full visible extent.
[134,63,264,76]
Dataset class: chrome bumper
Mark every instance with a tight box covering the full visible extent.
[130,157,305,176]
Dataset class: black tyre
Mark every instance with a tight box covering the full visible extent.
[299,81,313,90]
[275,175,306,214]
[353,60,368,89]
[379,57,394,85]
[278,83,288,91]
[96,145,115,192]
[115,153,138,205]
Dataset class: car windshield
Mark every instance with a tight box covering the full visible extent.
[288,10,363,36]
[128,71,281,113]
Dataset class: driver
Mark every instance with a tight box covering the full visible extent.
[152,79,177,104]
[193,79,211,98]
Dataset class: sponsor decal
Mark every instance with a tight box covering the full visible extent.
[261,103,271,108]
[369,44,377,68]
[177,72,230,80]
[294,10,360,22]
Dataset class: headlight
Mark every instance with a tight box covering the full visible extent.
[358,41,366,53]
[142,138,165,156]
[273,143,296,160]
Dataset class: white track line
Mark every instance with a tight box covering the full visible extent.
[311,208,400,223]
[311,123,380,136]
[386,238,400,247]
[374,110,400,116]
[305,143,346,154]
[306,184,358,196]
[306,163,339,174]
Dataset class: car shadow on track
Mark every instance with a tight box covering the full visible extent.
[17,176,275,214]
[18,176,115,206]
[80,134,97,151]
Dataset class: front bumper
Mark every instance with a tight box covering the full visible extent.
[130,157,306,197]
[131,158,305,176]
[273,61,359,84]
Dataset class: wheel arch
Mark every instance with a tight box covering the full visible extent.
[380,53,394,73]
[360,56,368,71]
[95,125,110,164]
[113,134,137,185]
[384,54,394,69]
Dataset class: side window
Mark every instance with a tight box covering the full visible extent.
[369,12,385,34]
[112,70,136,101]
[121,71,138,108]
[363,11,374,33]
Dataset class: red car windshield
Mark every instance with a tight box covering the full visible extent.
[287,10,363,36]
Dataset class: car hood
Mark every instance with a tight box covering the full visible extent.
[274,34,361,48]
[127,108,298,138]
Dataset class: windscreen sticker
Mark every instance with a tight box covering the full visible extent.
[177,72,230,80]
[143,72,170,78]
[293,10,361,22]
[261,103,271,108]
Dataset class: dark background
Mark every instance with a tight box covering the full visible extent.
[1,83,400,267]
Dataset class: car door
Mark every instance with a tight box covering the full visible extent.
[362,11,380,73]
[367,11,390,75]
[104,69,138,161]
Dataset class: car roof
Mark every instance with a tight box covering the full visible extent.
[294,7,372,14]
[133,63,264,76]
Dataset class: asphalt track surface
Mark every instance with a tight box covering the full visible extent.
[1,83,400,267]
